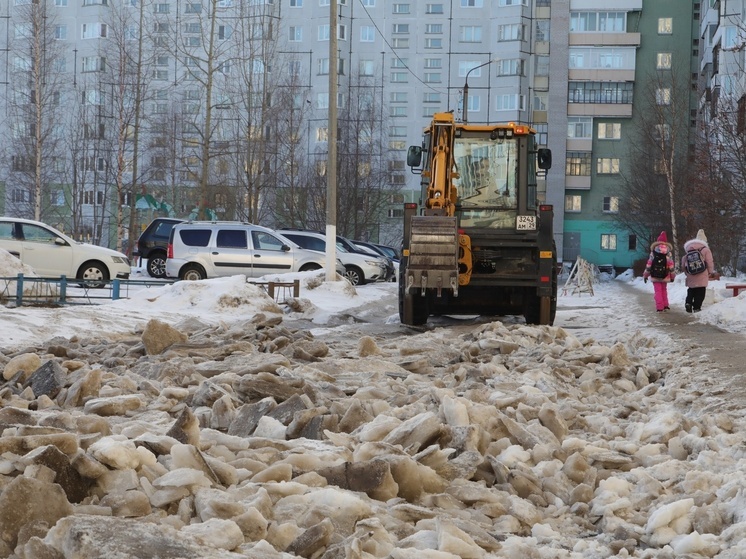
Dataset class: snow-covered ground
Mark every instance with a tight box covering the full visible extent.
[1,254,744,350]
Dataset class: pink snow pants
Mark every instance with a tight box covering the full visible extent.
[653,281,669,311]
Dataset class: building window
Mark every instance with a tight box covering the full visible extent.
[81,23,107,39]
[391,106,407,117]
[361,0,373,5]
[82,90,103,105]
[390,92,407,102]
[185,3,201,14]
[423,92,440,103]
[597,158,620,174]
[426,3,443,13]
[658,18,672,35]
[656,88,671,105]
[388,208,404,218]
[290,0,302,5]
[565,195,582,212]
[498,59,523,76]
[359,60,374,75]
[154,3,169,13]
[459,61,482,78]
[316,93,328,109]
[601,234,617,250]
[289,27,302,42]
[499,0,527,5]
[81,56,105,72]
[628,234,637,251]
[425,38,442,49]
[566,152,591,176]
[317,58,329,75]
[460,26,482,42]
[360,26,375,42]
[13,188,31,202]
[55,0,68,5]
[424,72,441,83]
[467,95,480,112]
[426,24,443,34]
[316,127,328,142]
[597,122,621,140]
[655,124,670,141]
[55,25,67,40]
[393,3,409,13]
[498,24,523,41]
[424,58,442,68]
[460,0,483,6]
[390,126,407,137]
[533,92,547,111]
[391,71,408,83]
[495,94,525,111]
[657,52,672,69]
[570,11,626,32]
[603,196,619,213]
[568,81,634,104]
[318,25,329,41]
[392,38,408,48]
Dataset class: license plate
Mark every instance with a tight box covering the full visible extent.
[516,216,537,230]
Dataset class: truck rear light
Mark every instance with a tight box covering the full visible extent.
[404,202,417,209]
[539,204,553,211]
[540,276,550,283]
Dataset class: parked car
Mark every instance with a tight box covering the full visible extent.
[352,241,399,282]
[279,230,388,286]
[336,235,395,282]
[0,217,130,286]
[355,240,400,263]
[135,217,184,278]
[165,221,341,281]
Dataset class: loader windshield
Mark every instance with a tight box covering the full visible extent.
[453,137,519,228]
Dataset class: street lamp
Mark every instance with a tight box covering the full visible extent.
[463,59,497,124]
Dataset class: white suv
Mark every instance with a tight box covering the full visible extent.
[279,230,388,286]
[166,222,340,281]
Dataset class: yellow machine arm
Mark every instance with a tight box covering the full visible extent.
[423,113,459,217]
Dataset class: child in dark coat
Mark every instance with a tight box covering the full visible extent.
[642,231,676,312]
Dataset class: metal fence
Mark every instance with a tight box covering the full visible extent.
[0,275,175,307]
[1,275,301,307]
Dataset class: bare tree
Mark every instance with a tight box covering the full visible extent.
[617,61,695,262]
[4,0,67,222]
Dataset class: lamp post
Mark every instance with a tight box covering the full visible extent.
[463,59,496,124]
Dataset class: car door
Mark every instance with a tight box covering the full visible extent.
[0,221,23,261]
[249,230,295,277]
[209,228,254,277]
[18,222,74,277]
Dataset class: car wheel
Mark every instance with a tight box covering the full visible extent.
[180,264,206,281]
[146,251,167,278]
[299,263,322,272]
[344,266,364,286]
[77,261,109,289]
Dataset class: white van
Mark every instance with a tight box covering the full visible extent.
[165,222,342,280]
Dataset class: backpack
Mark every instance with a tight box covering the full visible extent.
[650,251,669,279]
[684,248,706,275]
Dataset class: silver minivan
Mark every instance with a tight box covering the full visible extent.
[166,222,340,281]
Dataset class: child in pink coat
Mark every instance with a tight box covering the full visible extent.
[642,231,676,312]
[682,229,715,313]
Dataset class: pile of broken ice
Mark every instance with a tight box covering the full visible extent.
[0,298,744,558]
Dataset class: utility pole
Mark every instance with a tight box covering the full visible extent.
[325,0,338,281]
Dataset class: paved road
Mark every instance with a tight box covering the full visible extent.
[622,280,746,412]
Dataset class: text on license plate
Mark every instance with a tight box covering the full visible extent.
[516,216,537,230]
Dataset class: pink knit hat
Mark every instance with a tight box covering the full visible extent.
[657,231,668,243]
